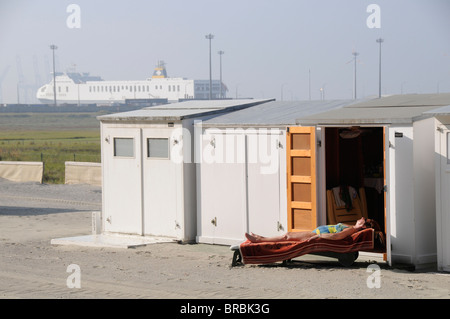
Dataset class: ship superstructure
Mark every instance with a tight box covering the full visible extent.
[36,61,227,105]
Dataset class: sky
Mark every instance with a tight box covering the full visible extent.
[0,0,449,103]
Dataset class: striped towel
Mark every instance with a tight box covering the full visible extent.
[239,228,374,265]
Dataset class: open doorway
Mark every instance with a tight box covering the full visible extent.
[324,126,386,253]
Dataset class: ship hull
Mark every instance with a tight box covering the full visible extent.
[37,98,125,105]
[36,67,227,105]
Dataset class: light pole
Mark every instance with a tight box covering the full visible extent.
[205,34,214,100]
[50,44,58,106]
[308,69,311,101]
[281,83,287,101]
[320,83,326,100]
[376,38,384,98]
[17,82,20,104]
[218,50,224,99]
[352,51,359,100]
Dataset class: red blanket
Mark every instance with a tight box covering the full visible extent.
[239,228,374,265]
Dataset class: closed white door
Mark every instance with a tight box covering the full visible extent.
[199,130,284,244]
[142,128,181,238]
[438,125,450,271]
[199,130,247,244]
[102,127,143,235]
[247,131,284,237]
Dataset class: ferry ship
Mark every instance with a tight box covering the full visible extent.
[36,61,227,105]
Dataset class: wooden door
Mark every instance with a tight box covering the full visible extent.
[286,127,317,232]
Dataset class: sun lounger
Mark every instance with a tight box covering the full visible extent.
[230,228,374,267]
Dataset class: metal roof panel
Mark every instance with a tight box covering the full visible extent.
[296,94,450,125]
[201,100,355,126]
[97,99,274,122]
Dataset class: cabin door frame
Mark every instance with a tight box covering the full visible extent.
[319,125,391,265]
[286,125,391,265]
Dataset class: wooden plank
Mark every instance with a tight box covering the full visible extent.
[291,201,312,210]
[290,175,312,183]
[290,150,312,157]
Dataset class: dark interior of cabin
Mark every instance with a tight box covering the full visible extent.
[325,127,386,251]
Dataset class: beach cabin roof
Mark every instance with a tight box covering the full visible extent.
[97,99,274,122]
[296,93,450,125]
[423,104,450,116]
[200,100,356,127]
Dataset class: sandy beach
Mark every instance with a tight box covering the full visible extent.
[1,179,450,301]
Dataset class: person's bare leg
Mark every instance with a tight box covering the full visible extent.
[286,231,316,241]
[250,232,264,240]
[245,232,287,243]
[245,231,315,243]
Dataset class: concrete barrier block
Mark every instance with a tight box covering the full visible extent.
[65,161,101,186]
[0,161,43,183]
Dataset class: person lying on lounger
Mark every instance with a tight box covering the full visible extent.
[245,217,379,243]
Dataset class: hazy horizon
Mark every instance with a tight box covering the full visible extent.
[0,0,449,104]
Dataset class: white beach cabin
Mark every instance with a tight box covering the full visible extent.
[296,93,450,269]
[97,99,272,243]
[197,93,450,270]
[425,104,450,272]
[196,100,353,245]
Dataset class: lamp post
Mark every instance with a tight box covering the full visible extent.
[320,83,326,101]
[308,69,311,101]
[17,82,20,104]
[376,38,384,98]
[50,44,58,106]
[205,34,214,100]
[352,51,359,100]
[218,50,224,99]
[281,83,287,101]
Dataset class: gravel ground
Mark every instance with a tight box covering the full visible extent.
[1,178,450,303]
[0,178,102,213]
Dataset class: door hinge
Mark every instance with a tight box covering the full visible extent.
[383,185,388,192]
[437,127,444,133]
[277,221,284,232]
[276,140,283,149]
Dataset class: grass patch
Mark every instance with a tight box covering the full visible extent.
[0,112,100,131]
[0,113,103,184]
